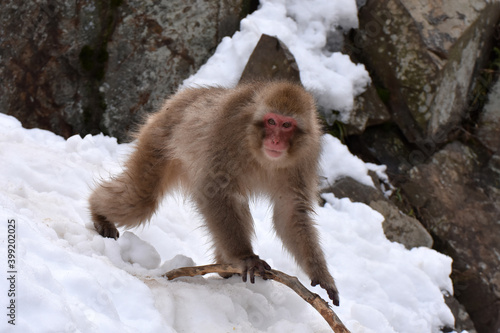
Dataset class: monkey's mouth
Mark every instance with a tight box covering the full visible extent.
[264,148,285,159]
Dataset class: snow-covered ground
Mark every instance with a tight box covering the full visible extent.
[0,0,457,332]
[0,113,454,333]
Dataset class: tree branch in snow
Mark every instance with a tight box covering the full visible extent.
[163,264,350,333]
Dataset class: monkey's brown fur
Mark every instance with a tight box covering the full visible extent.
[89,81,340,305]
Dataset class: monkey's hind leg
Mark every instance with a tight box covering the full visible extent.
[89,169,164,239]
[89,142,179,239]
[88,172,151,239]
[91,211,120,239]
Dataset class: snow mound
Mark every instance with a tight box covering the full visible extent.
[118,232,161,269]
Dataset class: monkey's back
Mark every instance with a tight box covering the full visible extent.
[152,85,259,189]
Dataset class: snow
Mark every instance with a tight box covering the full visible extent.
[181,0,371,124]
[319,135,394,196]
[319,134,375,188]
[0,0,457,332]
[0,112,455,332]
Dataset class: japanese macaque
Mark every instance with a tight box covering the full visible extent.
[89,81,340,305]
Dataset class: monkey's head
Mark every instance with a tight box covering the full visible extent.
[248,82,322,169]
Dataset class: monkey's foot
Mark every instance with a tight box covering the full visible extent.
[93,214,120,239]
[311,278,340,306]
[240,255,271,284]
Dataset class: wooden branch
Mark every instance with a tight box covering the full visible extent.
[163,264,350,333]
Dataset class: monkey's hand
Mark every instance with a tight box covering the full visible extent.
[240,255,271,284]
[311,278,340,306]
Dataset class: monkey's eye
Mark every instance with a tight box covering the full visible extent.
[267,118,276,126]
[282,122,292,128]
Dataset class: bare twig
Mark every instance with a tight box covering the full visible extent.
[163,264,350,333]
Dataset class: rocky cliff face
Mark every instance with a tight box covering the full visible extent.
[351,0,499,145]
[344,1,500,332]
[0,0,246,141]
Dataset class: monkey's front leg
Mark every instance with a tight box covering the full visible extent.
[273,197,340,306]
[196,192,271,283]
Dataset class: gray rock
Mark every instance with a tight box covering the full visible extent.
[401,141,500,333]
[352,0,500,144]
[370,200,433,249]
[445,294,477,333]
[346,83,391,135]
[0,0,244,141]
[101,0,244,140]
[239,34,301,84]
[478,79,500,153]
[325,176,433,249]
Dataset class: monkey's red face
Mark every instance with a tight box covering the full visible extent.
[262,112,297,159]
